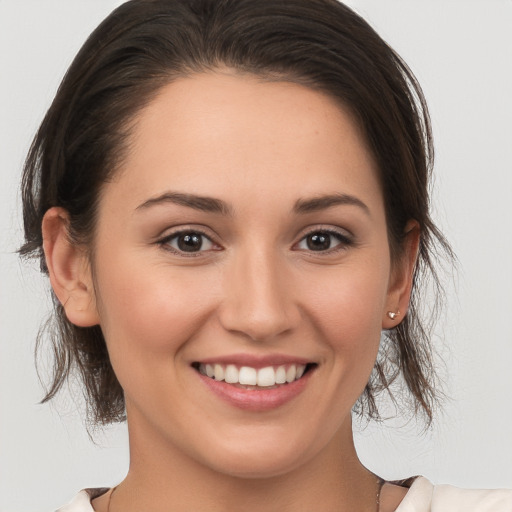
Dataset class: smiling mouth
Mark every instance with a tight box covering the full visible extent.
[192,363,317,389]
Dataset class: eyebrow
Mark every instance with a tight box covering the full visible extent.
[293,193,370,215]
[136,191,369,217]
[136,191,233,215]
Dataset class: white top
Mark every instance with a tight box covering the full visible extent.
[56,477,512,511]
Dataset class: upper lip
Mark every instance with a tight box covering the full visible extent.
[193,353,314,369]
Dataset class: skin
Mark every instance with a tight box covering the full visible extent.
[43,71,417,511]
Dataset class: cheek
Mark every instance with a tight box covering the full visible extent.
[93,252,218,359]
[309,264,387,330]
[300,259,389,369]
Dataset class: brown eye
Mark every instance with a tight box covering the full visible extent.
[296,230,351,252]
[306,233,332,251]
[164,231,214,253]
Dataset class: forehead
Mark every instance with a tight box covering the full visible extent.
[105,71,382,216]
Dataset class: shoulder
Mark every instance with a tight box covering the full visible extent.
[56,488,109,512]
[396,476,512,512]
[432,483,512,511]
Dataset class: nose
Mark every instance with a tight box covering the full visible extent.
[218,246,300,342]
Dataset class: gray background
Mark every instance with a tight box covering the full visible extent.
[1,1,511,510]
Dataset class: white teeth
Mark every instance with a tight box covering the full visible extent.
[275,365,287,384]
[198,362,310,386]
[224,364,239,384]
[257,366,276,387]
[214,364,225,381]
[239,366,257,385]
[286,365,297,383]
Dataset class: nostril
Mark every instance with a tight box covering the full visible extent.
[217,279,300,341]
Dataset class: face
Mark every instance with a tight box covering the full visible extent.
[85,72,409,477]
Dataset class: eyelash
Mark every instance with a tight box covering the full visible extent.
[157,227,354,257]
[158,229,219,257]
[294,228,354,254]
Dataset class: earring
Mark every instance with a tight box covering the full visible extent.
[387,310,400,320]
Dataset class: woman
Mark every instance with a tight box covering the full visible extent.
[17,0,512,510]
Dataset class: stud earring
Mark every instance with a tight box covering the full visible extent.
[387,310,400,320]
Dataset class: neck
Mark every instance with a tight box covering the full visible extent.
[105,414,380,512]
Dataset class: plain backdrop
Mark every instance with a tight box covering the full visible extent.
[1,1,511,511]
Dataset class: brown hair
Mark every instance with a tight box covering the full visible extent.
[20,0,452,426]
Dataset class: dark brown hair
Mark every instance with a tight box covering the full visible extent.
[20,0,452,426]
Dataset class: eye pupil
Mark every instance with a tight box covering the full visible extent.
[178,233,203,252]
[307,233,331,251]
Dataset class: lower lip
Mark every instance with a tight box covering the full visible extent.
[197,369,314,411]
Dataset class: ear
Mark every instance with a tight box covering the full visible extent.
[382,220,420,329]
[42,207,100,327]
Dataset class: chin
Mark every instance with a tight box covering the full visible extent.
[188,427,321,480]
[208,451,308,480]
